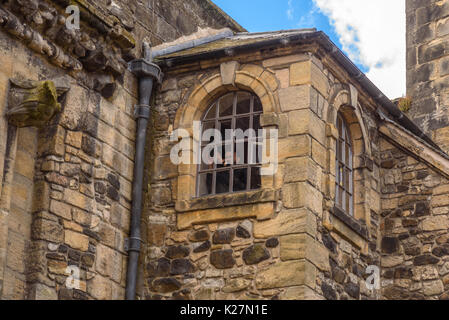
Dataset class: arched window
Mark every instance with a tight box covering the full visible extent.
[335,113,354,216]
[197,91,262,197]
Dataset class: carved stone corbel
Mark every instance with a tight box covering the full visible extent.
[5,79,69,128]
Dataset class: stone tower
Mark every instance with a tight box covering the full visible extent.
[406,0,449,151]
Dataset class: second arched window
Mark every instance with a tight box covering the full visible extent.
[335,113,354,216]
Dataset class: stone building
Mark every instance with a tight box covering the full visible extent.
[0,0,448,300]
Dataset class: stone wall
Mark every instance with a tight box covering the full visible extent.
[379,138,449,300]
[406,0,449,152]
[143,44,385,300]
[0,0,238,300]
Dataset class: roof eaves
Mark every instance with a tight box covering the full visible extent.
[153,29,442,152]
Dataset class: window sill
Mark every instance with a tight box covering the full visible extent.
[331,207,369,240]
[175,189,279,230]
[324,207,370,254]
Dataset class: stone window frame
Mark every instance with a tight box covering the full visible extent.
[173,62,282,230]
[323,85,373,250]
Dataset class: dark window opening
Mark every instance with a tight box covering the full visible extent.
[335,113,354,216]
[197,91,263,197]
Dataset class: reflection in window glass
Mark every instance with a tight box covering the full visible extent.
[205,103,217,120]
[236,92,251,114]
[198,173,213,196]
[251,167,261,190]
[219,94,234,117]
[233,168,248,192]
[216,170,230,194]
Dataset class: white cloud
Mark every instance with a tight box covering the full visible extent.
[287,0,294,20]
[313,0,406,98]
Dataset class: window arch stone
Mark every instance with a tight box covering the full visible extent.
[323,85,373,250]
[172,63,281,230]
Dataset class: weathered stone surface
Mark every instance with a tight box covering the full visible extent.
[32,219,64,243]
[381,256,404,268]
[290,60,329,97]
[322,233,337,254]
[423,280,444,296]
[147,224,167,247]
[236,226,251,239]
[189,230,210,242]
[210,250,235,269]
[254,209,316,238]
[332,267,346,284]
[193,241,211,253]
[81,253,95,267]
[265,238,279,248]
[88,275,112,300]
[414,254,440,266]
[432,244,449,257]
[421,216,449,231]
[321,283,337,300]
[283,182,322,214]
[170,259,196,275]
[278,85,310,112]
[280,234,330,271]
[223,278,251,293]
[212,228,235,244]
[147,258,171,278]
[152,278,182,294]
[255,260,313,290]
[344,282,360,299]
[383,286,410,300]
[29,283,58,300]
[166,245,190,259]
[394,267,413,279]
[403,237,421,256]
[242,244,270,265]
[381,237,400,254]
[65,230,89,252]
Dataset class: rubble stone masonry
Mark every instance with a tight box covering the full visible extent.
[0,0,241,300]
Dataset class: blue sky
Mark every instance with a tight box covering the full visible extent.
[214,0,363,70]
[213,0,406,98]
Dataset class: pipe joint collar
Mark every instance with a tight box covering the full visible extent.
[125,237,142,253]
[134,104,151,120]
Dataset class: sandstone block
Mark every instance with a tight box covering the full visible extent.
[290,60,329,98]
[254,208,316,238]
[283,182,323,214]
[284,157,321,187]
[278,86,311,112]
[278,135,310,161]
[255,260,315,289]
[421,216,449,231]
[288,109,325,143]
[49,200,72,220]
[65,230,89,251]
[280,234,330,271]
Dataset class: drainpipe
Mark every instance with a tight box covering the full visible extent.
[126,43,163,300]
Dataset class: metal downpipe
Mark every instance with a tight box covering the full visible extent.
[125,43,163,300]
